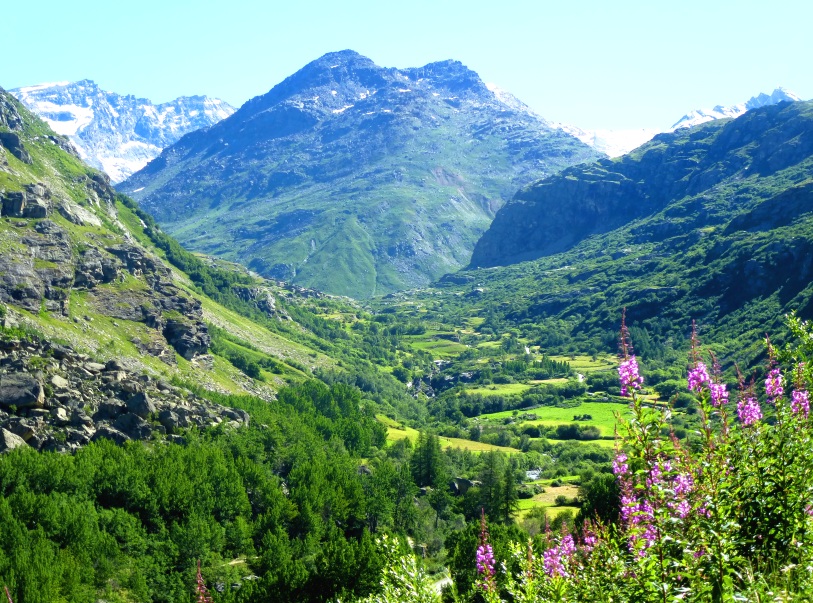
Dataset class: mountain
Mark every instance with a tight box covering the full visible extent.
[669,87,802,130]
[120,50,600,298]
[556,87,803,157]
[10,79,235,183]
[456,99,813,357]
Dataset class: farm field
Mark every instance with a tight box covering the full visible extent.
[480,402,630,437]
[378,415,517,453]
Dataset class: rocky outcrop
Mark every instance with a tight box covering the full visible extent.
[0,183,53,218]
[0,132,32,163]
[0,331,248,454]
[232,286,291,321]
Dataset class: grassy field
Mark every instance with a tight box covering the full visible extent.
[406,334,468,358]
[515,483,581,519]
[548,354,617,373]
[465,383,534,396]
[480,401,629,437]
[378,415,517,453]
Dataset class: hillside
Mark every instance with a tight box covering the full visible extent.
[120,50,600,298]
[11,80,235,182]
[391,99,813,363]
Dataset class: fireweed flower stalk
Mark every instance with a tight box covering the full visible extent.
[196,560,214,603]
[475,510,500,603]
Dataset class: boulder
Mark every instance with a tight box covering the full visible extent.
[91,426,130,445]
[22,197,50,218]
[126,392,156,419]
[93,399,126,421]
[0,428,27,452]
[113,413,152,440]
[1,191,26,217]
[158,409,180,431]
[58,198,102,227]
[0,373,45,408]
[50,374,70,390]
[163,318,211,359]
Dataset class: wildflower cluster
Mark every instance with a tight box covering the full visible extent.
[450,317,813,602]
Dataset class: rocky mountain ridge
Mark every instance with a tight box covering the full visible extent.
[11,80,234,182]
[121,50,600,298]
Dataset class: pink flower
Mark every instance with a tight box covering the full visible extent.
[791,390,810,418]
[476,544,495,576]
[688,362,711,392]
[765,368,784,401]
[737,396,762,426]
[619,356,643,396]
[674,473,694,497]
[612,452,629,476]
[709,382,729,407]
[543,535,576,577]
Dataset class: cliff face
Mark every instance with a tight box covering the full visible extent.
[470,100,813,268]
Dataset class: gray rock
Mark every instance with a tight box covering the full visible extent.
[0,373,45,408]
[163,318,211,359]
[93,399,126,421]
[0,132,31,163]
[113,413,152,440]
[105,359,126,371]
[158,409,180,431]
[126,392,156,419]
[58,198,102,227]
[6,417,36,440]
[51,406,70,424]
[84,362,106,373]
[0,428,27,452]
[50,374,70,389]
[91,425,130,445]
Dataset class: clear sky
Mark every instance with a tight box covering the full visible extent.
[3,0,811,130]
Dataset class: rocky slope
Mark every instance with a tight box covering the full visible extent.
[0,84,363,452]
[11,80,234,183]
[120,50,600,298]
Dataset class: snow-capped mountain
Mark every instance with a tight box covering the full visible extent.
[669,87,802,130]
[11,80,235,182]
[555,87,803,158]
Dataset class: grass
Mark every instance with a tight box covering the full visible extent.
[515,483,581,519]
[479,401,630,437]
[378,414,517,453]
[548,354,617,373]
[465,383,533,396]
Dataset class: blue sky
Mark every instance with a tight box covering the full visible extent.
[4,0,811,129]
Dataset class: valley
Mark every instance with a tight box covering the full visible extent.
[1,41,813,602]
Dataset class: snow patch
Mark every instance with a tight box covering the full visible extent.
[332,104,354,114]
